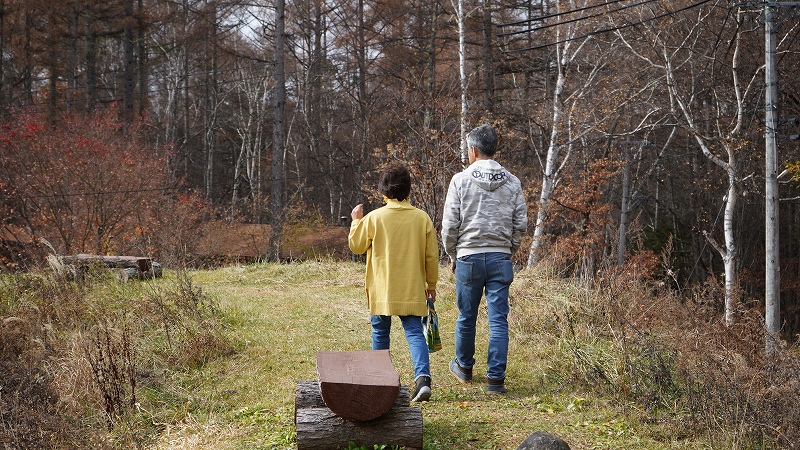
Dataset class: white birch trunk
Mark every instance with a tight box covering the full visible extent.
[454,0,468,163]
[527,35,567,268]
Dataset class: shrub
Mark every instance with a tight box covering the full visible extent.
[0,109,216,268]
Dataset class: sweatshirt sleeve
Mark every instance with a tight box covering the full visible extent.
[510,184,528,255]
[425,216,439,290]
[348,217,371,255]
[440,177,461,260]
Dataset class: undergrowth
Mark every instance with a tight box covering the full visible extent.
[0,266,228,448]
[511,262,800,449]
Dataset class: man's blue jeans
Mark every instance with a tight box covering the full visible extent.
[454,252,514,380]
[371,314,430,380]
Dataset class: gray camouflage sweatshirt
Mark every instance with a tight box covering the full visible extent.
[441,159,528,260]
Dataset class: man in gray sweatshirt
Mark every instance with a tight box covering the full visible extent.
[441,124,528,394]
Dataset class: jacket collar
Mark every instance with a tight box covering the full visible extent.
[385,198,411,208]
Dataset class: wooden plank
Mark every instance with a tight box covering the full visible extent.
[316,350,400,421]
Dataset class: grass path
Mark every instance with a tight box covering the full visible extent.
[151,261,708,450]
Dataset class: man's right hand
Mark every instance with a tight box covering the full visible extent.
[451,261,456,273]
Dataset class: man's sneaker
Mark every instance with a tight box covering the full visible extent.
[487,377,507,394]
[449,358,473,383]
[411,375,432,402]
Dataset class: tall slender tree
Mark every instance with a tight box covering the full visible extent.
[270,0,286,261]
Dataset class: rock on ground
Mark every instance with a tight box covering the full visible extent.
[515,431,571,450]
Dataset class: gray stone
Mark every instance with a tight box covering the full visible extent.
[515,431,571,450]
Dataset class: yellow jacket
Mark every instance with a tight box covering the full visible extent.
[348,199,438,316]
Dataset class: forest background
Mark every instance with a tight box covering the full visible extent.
[0,0,800,338]
[3,0,800,337]
[2,0,800,446]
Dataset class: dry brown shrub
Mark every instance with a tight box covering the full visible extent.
[1,265,225,448]
[590,267,800,448]
[665,306,800,447]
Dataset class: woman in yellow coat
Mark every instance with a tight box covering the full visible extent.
[348,162,438,402]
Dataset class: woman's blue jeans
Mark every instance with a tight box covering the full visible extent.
[370,314,430,380]
[454,252,514,380]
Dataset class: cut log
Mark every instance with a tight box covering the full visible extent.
[316,350,400,421]
[61,254,153,272]
[295,380,422,450]
[54,254,162,280]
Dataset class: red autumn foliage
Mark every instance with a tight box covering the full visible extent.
[0,109,212,268]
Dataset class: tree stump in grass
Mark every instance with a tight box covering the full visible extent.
[294,350,423,450]
[316,350,400,421]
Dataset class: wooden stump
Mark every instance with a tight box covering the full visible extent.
[295,380,422,450]
[316,350,400,421]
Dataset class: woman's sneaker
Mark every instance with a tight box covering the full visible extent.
[411,375,432,402]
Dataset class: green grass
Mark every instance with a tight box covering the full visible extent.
[143,261,715,450]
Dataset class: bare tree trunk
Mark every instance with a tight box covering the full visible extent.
[204,1,218,201]
[764,3,781,354]
[481,0,494,114]
[137,0,148,117]
[68,2,78,110]
[23,7,32,103]
[351,0,370,216]
[423,1,439,131]
[86,8,97,111]
[652,9,744,327]
[528,38,567,267]
[123,0,135,122]
[617,146,631,266]
[182,0,190,179]
[270,0,286,261]
[47,30,57,117]
[0,0,4,107]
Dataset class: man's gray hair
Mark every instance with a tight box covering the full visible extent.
[466,124,498,157]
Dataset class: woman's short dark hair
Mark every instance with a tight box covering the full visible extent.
[379,163,411,201]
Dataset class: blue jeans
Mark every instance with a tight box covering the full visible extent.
[371,314,430,380]
[454,252,514,380]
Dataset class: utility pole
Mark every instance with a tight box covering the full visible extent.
[764,2,780,355]
[735,1,800,354]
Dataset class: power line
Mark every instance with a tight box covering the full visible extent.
[497,0,661,38]
[501,0,715,53]
[498,0,631,28]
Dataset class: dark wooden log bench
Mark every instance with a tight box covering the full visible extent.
[295,350,423,450]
